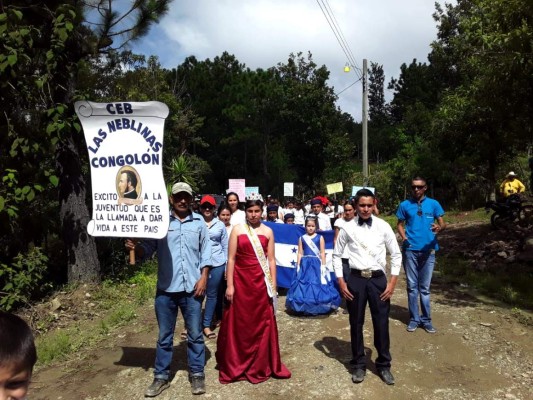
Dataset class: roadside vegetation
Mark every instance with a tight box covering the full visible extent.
[34,261,157,367]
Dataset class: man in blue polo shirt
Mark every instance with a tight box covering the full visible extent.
[396,176,446,334]
[127,182,212,396]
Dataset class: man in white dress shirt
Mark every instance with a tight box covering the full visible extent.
[332,188,401,386]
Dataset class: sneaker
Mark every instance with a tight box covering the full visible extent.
[351,368,365,383]
[144,378,169,397]
[190,375,206,395]
[406,321,419,332]
[423,323,436,334]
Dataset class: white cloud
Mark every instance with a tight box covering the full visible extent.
[131,0,444,120]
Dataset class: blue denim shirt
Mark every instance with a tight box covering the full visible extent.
[141,212,212,293]
[207,217,228,268]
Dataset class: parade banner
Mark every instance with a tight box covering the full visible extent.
[283,182,294,197]
[352,186,375,196]
[228,179,246,201]
[327,182,343,194]
[75,101,169,239]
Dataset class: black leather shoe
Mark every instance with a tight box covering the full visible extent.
[351,368,366,383]
[378,368,395,385]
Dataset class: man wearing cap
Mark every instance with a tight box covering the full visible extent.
[310,198,332,230]
[500,171,526,198]
[333,188,401,385]
[126,182,212,396]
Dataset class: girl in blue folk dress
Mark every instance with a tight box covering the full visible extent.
[286,216,341,315]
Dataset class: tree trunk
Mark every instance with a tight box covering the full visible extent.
[57,130,100,283]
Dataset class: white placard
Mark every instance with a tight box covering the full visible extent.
[75,101,169,239]
[284,182,294,197]
[228,179,246,202]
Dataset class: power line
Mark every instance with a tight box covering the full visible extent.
[316,0,362,79]
[335,77,362,96]
[316,0,361,78]
[322,0,361,73]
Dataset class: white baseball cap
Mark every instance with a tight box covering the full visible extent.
[171,182,193,195]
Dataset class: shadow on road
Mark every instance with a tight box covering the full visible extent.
[114,341,213,374]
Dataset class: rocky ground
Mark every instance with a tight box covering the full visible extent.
[30,221,533,400]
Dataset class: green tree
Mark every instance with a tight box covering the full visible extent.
[429,0,532,200]
[0,1,171,287]
[276,52,342,191]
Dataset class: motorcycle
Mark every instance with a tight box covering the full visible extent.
[485,194,533,229]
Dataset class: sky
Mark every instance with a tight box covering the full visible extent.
[129,0,444,121]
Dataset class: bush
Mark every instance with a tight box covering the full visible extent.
[0,246,50,311]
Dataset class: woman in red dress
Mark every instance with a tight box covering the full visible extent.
[216,199,291,384]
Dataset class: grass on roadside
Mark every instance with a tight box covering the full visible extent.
[381,207,490,228]
[436,255,533,312]
[35,260,157,368]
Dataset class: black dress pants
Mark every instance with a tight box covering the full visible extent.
[346,272,391,370]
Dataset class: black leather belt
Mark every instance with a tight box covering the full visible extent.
[350,269,384,278]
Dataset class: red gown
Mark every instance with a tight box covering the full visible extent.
[216,234,291,384]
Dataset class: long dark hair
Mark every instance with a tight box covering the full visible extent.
[217,203,232,215]
[305,214,320,230]
[244,199,264,210]
[225,192,242,211]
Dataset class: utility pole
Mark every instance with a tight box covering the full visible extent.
[362,58,368,184]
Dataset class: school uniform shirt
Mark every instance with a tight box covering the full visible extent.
[292,209,306,225]
[316,212,332,231]
[332,216,401,278]
[334,218,355,259]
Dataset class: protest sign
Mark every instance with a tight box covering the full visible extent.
[228,179,246,201]
[284,182,294,197]
[327,182,343,194]
[75,101,169,239]
[245,186,260,200]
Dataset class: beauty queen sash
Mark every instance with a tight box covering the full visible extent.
[302,234,329,284]
[348,226,386,270]
[301,234,320,257]
[244,223,275,298]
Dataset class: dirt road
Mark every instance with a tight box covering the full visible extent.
[31,223,532,400]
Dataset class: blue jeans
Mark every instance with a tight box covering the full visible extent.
[202,264,225,329]
[154,290,204,379]
[403,250,435,326]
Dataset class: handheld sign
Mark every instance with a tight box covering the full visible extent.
[228,179,246,202]
[284,182,294,197]
[75,101,169,240]
[327,182,343,194]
